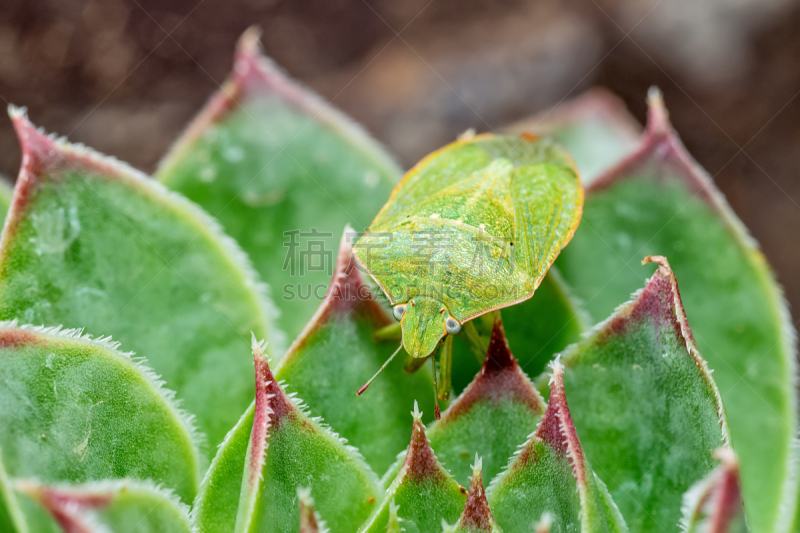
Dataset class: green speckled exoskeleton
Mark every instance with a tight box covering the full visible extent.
[353,133,582,414]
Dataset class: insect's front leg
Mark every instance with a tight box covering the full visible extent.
[437,335,454,401]
[401,337,453,397]
[459,320,489,363]
[458,311,499,362]
[371,322,401,343]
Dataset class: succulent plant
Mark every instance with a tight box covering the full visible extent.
[0,28,795,533]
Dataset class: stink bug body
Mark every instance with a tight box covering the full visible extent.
[353,133,582,408]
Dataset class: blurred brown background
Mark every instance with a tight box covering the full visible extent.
[1,0,799,314]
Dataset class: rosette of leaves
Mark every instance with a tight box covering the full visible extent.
[0,28,794,533]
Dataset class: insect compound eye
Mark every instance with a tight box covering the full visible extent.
[445,316,461,335]
[393,305,406,321]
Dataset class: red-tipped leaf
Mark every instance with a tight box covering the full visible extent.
[488,363,627,533]
[361,402,467,532]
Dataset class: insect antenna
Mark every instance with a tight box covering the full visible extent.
[357,342,404,396]
[430,355,441,420]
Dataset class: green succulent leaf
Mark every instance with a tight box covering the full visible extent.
[488,362,627,533]
[192,401,255,533]
[276,229,435,474]
[232,340,380,533]
[157,28,401,342]
[554,90,793,533]
[361,403,467,533]
[0,109,276,450]
[16,479,193,533]
[0,323,199,503]
[556,256,728,532]
[681,448,747,533]
[507,89,641,185]
[444,459,502,533]
[414,316,545,487]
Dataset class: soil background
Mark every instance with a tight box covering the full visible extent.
[1,0,800,319]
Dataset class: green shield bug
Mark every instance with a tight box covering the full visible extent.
[353,133,582,415]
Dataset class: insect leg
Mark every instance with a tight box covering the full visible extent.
[372,322,402,343]
[478,311,499,334]
[430,355,441,420]
[459,320,489,363]
[437,335,454,401]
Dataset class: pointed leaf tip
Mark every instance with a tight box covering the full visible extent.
[250,332,269,357]
[227,25,328,119]
[233,341,380,533]
[554,254,729,531]
[547,354,564,386]
[16,479,110,533]
[232,26,276,85]
[454,463,500,533]
[8,110,117,184]
[713,447,737,469]
[645,86,669,138]
[236,25,263,59]
[489,366,623,533]
[8,109,62,176]
[298,487,326,533]
[297,486,312,502]
[642,254,670,271]
[412,400,423,420]
[16,480,114,509]
[16,480,192,533]
[321,226,376,314]
[587,88,723,211]
[230,25,300,106]
[483,315,515,372]
[534,512,554,533]
[445,315,545,420]
[471,454,483,473]
[599,254,711,376]
[7,105,26,123]
[536,361,585,483]
[681,448,745,533]
[404,415,445,483]
[360,411,466,532]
